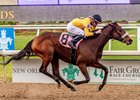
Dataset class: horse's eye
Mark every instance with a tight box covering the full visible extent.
[118,30,122,32]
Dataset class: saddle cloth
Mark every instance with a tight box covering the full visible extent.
[59,32,82,49]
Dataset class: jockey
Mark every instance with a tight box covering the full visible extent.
[67,14,102,49]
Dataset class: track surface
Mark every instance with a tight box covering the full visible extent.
[0,83,140,100]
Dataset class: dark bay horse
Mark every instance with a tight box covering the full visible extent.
[2,22,132,91]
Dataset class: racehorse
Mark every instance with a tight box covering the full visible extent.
[2,22,132,91]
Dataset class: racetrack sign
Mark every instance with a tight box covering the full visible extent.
[0,28,14,50]
[12,59,140,84]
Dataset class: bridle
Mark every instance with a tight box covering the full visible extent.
[101,23,128,42]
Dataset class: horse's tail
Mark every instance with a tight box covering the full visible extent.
[3,39,34,66]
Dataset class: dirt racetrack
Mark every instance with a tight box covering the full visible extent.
[0,83,140,100]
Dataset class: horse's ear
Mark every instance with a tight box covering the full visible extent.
[112,21,117,24]
[109,22,118,26]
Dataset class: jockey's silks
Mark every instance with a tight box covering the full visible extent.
[70,17,96,37]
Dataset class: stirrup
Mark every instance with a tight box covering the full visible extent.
[68,42,76,49]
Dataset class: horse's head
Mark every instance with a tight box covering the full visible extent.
[102,22,133,45]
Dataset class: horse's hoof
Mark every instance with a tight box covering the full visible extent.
[57,84,61,89]
[71,87,76,92]
[98,85,104,91]
[98,85,102,91]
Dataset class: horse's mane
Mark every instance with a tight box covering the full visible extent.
[101,25,109,31]
[86,34,100,40]
[101,22,117,31]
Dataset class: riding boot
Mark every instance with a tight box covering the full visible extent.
[68,35,84,49]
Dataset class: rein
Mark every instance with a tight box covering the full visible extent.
[101,23,127,41]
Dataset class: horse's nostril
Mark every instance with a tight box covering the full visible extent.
[130,40,133,44]
[125,39,133,45]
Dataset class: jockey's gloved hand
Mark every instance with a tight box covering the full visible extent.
[93,29,102,34]
[83,35,87,39]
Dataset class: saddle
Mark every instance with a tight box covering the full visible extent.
[59,32,82,49]
[59,32,83,64]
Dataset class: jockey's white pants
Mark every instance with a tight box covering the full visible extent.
[67,22,84,36]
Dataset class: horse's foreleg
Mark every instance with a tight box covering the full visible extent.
[51,58,76,91]
[74,63,90,85]
[93,63,108,91]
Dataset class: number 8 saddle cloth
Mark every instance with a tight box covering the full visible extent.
[59,32,82,49]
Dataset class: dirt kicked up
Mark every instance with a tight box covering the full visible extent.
[0,83,140,100]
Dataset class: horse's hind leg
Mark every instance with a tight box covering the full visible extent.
[39,58,61,85]
[32,41,61,85]
[51,57,76,91]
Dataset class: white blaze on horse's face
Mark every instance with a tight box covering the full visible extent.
[122,32,133,45]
